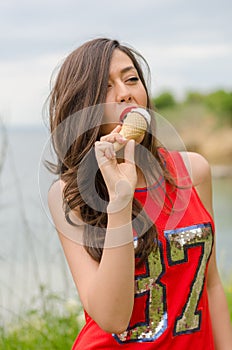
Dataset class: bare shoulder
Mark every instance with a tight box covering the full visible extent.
[179,151,211,187]
[48,179,99,309]
[48,179,65,205]
[48,179,85,242]
[179,151,213,216]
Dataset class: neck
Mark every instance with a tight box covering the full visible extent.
[136,167,147,188]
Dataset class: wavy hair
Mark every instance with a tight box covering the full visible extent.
[47,38,175,266]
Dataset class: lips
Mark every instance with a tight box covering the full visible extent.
[119,106,137,122]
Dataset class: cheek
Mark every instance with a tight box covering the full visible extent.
[105,90,114,104]
[139,86,148,107]
[103,103,113,121]
[101,104,119,136]
[102,103,120,124]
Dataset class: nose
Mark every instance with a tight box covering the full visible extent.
[115,83,132,103]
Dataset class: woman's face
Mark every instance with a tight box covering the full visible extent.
[101,49,148,135]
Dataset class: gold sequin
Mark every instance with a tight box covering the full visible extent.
[165,223,213,334]
[113,223,214,343]
[114,247,167,342]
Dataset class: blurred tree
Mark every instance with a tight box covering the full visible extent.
[185,91,206,104]
[152,91,176,110]
[205,90,232,125]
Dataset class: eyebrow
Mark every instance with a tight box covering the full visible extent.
[120,66,137,74]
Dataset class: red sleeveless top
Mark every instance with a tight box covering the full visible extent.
[72,150,215,349]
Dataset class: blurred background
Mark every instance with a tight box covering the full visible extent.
[0,0,231,348]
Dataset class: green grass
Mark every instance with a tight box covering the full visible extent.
[225,284,232,321]
[0,286,83,350]
[1,283,231,349]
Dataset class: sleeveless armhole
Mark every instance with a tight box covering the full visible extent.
[170,151,215,233]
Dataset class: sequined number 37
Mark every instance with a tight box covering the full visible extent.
[114,223,213,343]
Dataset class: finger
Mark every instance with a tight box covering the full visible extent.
[100,134,116,142]
[105,146,116,160]
[124,139,135,164]
[100,133,126,144]
[95,141,116,165]
[110,125,122,134]
[100,125,121,141]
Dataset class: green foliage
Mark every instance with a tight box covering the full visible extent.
[204,90,232,125]
[152,91,176,110]
[185,91,206,104]
[225,285,232,321]
[0,285,83,350]
[151,89,232,126]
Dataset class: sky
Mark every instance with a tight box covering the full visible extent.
[0,0,231,126]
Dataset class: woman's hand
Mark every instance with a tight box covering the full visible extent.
[95,126,137,212]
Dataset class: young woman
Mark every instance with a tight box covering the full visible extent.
[47,38,232,349]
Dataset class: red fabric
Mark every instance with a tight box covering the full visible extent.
[72,150,215,349]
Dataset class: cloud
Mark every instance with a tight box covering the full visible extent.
[1,0,231,60]
[0,0,231,124]
[142,43,232,97]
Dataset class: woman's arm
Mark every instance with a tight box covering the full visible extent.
[181,151,232,349]
[207,245,232,349]
[48,140,137,334]
[55,201,135,334]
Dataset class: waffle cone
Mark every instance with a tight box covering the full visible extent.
[113,111,147,152]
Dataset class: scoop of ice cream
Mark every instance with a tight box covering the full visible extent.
[113,108,150,152]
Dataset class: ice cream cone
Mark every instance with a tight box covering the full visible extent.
[113,110,148,152]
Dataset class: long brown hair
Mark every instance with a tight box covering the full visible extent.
[48,38,175,265]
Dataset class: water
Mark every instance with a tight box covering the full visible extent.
[212,177,232,279]
[0,126,77,324]
[0,126,231,324]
